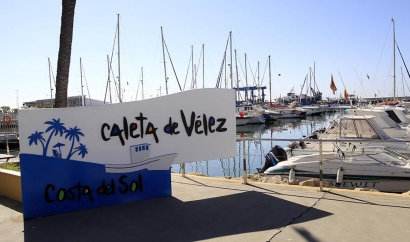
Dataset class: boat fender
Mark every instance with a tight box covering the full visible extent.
[336,167,344,186]
[289,167,295,181]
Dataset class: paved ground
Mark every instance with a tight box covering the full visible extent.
[1,174,410,242]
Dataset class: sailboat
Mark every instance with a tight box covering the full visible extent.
[378,18,406,105]
[277,64,322,105]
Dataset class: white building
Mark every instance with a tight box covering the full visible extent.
[23,95,106,108]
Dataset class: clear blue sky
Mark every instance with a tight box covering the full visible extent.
[2,0,410,109]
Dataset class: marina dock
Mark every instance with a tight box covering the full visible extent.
[1,173,409,242]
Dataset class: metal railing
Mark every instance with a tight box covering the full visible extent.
[179,137,410,191]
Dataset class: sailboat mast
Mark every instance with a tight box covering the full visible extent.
[224,52,227,88]
[80,58,84,106]
[107,55,112,104]
[258,61,260,101]
[141,67,144,100]
[194,64,197,89]
[117,14,122,102]
[191,45,194,89]
[161,27,168,95]
[202,44,205,88]
[268,55,272,109]
[313,62,316,94]
[245,53,248,102]
[48,57,53,108]
[235,49,240,101]
[392,18,396,100]
[229,31,233,89]
[401,67,405,100]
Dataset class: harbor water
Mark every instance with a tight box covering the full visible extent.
[171,111,339,177]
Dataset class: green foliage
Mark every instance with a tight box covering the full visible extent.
[1,106,10,112]
[0,162,20,171]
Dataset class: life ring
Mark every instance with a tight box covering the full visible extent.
[239,112,245,117]
[2,115,11,126]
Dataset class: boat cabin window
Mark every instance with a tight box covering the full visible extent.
[340,119,380,139]
[385,110,402,123]
[134,145,149,152]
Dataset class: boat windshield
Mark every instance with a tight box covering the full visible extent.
[368,151,407,166]
[340,118,380,139]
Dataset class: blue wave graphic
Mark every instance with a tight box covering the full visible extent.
[20,154,172,219]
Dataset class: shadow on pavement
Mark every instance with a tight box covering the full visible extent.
[24,191,332,242]
[0,195,22,213]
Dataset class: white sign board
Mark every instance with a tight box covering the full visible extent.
[18,88,236,219]
[20,88,236,165]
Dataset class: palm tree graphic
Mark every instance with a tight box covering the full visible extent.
[28,131,46,150]
[65,126,84,160]
[43,118,67,156]
[27,119,88,160]
[73,143,88,158]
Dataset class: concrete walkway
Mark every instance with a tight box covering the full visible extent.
[1,174,409,242]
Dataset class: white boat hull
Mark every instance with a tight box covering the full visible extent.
[236,117,252,126]
[264,151,410,193]
[271,173,410,193]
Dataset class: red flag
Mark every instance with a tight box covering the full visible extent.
[330,75,337,94]
[344,89,349,100]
